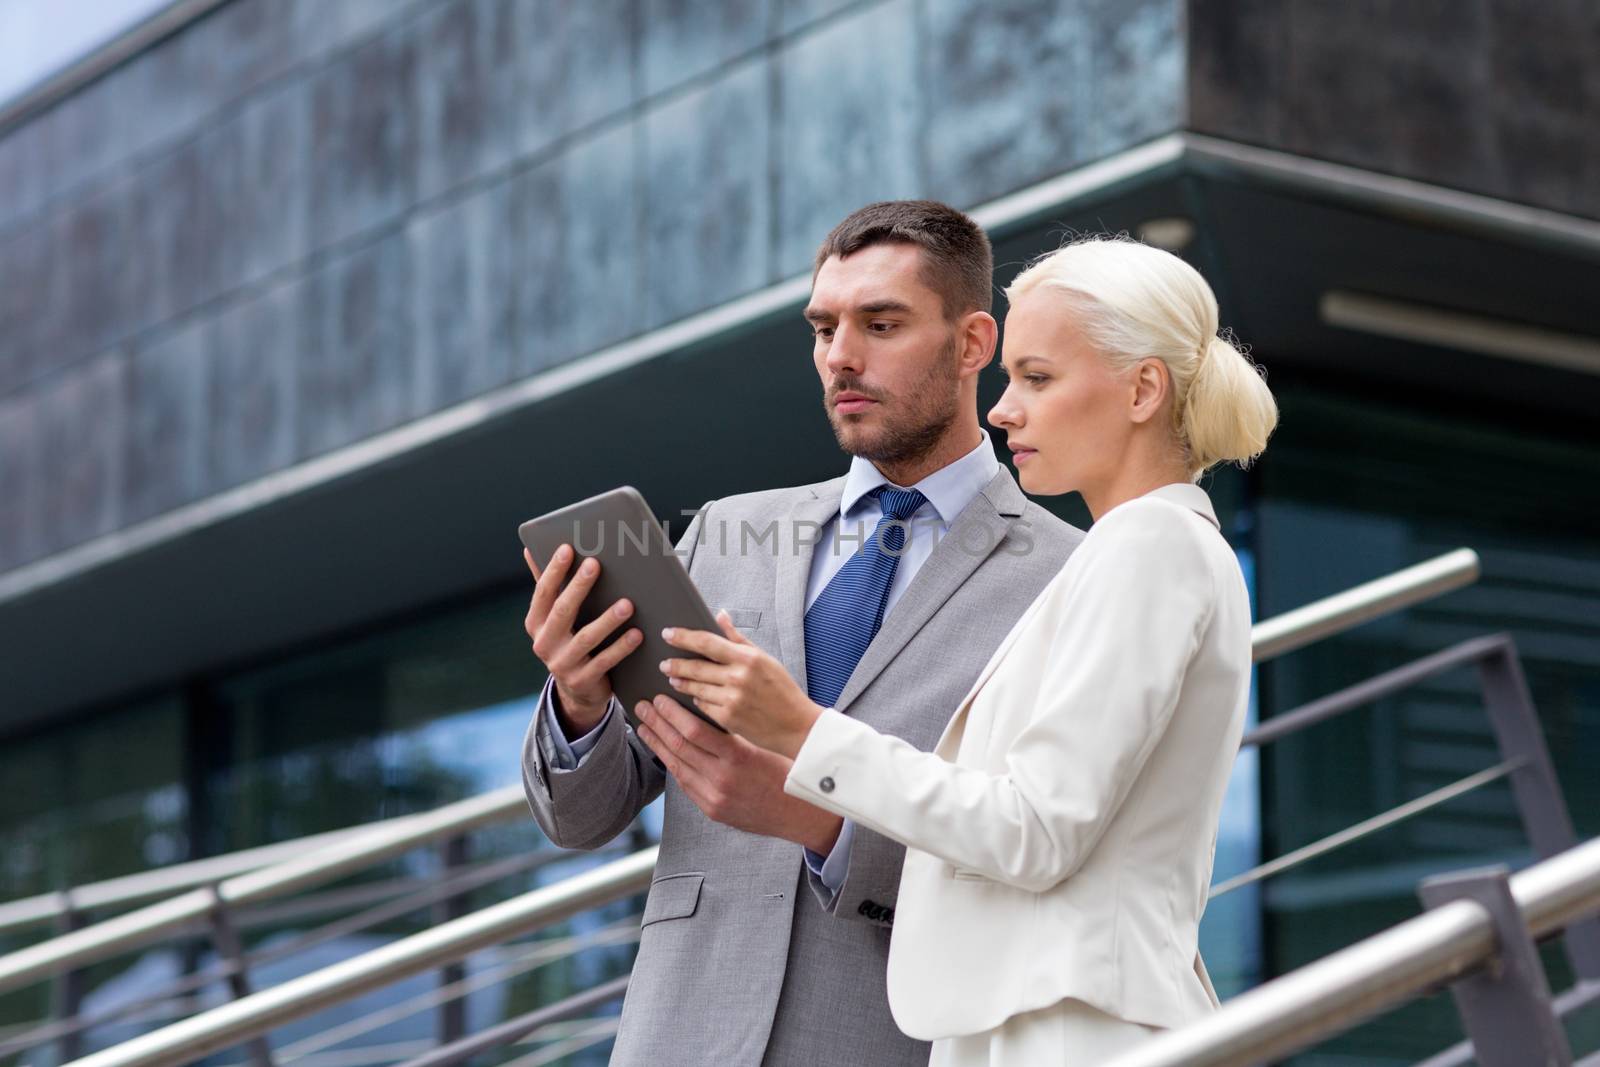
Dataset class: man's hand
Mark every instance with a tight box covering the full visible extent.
[523,545,642,736]
[635,694,843,855]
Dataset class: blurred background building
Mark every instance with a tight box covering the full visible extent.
[0,1,1597,1064]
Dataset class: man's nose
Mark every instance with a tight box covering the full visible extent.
[824,322,866,376]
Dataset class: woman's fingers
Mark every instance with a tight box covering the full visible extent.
[715,609,751,644]
[659,656,726,683]
[661,626,738,661]
[666,674,727,705]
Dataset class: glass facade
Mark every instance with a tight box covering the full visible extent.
[1256,384,1600,1063]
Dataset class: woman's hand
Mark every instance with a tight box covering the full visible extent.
[659,611,824,759]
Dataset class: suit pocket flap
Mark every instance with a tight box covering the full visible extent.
[722,608,762,631]
[642,873,704,927]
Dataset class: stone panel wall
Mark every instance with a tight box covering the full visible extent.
[0,0,1188,573]
[1188,0,1600,219]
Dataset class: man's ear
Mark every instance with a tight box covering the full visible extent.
[1129,358,1171,424]
[956,311,999,379]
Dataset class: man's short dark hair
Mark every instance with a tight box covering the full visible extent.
[813,200,993,318]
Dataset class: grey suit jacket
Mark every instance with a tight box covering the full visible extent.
[522,467,1082,1066]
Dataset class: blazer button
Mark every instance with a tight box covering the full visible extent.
[819,776,835,793]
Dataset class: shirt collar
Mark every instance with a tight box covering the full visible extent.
[838,431,1002,524]
[1143,483,1221,530]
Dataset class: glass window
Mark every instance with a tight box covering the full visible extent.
[1256,386,1600,1064]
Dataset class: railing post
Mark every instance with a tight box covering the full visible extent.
[206,885,275,1067]
[1477,637,1600,979]
[434,835,470,1046]
[1418,866,1572,1067]
[51,890,88,1063]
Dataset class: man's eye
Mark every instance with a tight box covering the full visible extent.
[868,322,895,333]
[813,326,834,341]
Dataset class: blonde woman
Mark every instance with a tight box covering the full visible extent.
[642,236,1277,1064]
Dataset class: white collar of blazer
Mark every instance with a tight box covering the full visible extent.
[1130,482,1220,531]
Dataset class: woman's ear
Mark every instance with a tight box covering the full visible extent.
[1129,358,1171,425]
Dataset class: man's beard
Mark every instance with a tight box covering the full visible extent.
[826,333,961,465]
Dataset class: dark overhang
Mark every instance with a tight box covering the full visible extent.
[4,134,1600,730]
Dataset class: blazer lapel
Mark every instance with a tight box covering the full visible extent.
[935,571,1057,751]
[833,468,1029,715]
[773,481,844,689]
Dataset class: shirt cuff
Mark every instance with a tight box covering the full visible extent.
[539,676,618,769]
[803,820,855,898]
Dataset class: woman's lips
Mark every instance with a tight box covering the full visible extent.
[1011,448,1037,464]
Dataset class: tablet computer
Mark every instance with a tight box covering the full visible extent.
[518,486,725,732]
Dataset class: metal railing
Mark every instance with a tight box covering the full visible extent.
[0,786,530,994]
[58,849,658,1067]
[7,544,1564,1067]
[0,826,375,938]
[1103,836,1600,1067]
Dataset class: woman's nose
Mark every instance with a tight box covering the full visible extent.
[987,388,1021,429]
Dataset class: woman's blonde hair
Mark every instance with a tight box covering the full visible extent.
[1005,235,1278,480]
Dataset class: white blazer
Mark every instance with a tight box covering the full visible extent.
[785,483,1252,1039]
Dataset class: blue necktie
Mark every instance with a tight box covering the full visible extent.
[803,486,929,708]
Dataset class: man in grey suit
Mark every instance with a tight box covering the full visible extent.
[521,200,1082,1066]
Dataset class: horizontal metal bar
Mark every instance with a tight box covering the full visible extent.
[0,785,528,995]
[60,847,657,1067]
[395,974,630,1067]
[1249,549,1480,663]
[501,1017,620,1067]
[2,845,610,1058]
[274,919,641,1062]
[1554,978,1600,1021]
[1105,835,1600,1067]
[1209,760,1523,899]
[1415,978,1600,1067]
[0,825,376,936]
[1241,634,1510,748]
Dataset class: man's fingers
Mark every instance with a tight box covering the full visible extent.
[528,544,573,626]
[579,628,643,680]
[547,555,601,634]
[637,721,684,779]
[570,599,634,656]
[650,695,734,756]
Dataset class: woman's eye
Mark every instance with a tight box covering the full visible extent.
[1025,374,1049,386]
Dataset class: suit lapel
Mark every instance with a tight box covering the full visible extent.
[833,468,1029,715]
[774,481,844,689]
